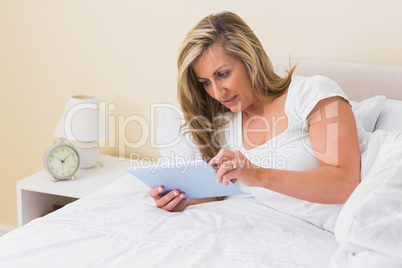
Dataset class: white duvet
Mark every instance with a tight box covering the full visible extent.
[331,130,402,267]
[0,174,337,267]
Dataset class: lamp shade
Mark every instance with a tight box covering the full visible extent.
[54,95,109,142]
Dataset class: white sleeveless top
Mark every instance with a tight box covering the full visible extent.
[224,75,368,232]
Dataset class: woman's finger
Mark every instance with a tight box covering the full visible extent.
[154,190,182,208]
[149,186,164,200]
[215,160,233,184]
[162,193,186,211]
[215,150,246,185]
[209,148,233,165]
[221,172,234,186]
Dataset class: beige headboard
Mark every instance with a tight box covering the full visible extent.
[271,58,402,101]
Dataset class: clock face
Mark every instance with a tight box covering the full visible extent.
[45,144,79,179]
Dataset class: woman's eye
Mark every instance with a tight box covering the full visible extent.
[201,80,210,86]
[219,71,229,78]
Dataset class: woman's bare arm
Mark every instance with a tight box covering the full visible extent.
[212,96,361,204]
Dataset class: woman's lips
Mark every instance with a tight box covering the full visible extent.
[223,95,237,105]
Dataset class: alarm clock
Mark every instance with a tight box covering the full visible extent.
[44,142,80,182]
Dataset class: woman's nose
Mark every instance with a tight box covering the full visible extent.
[211,82,226,100]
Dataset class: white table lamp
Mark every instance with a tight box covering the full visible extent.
[54,95,109,168]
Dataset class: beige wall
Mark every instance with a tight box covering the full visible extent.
[1,0,401,227]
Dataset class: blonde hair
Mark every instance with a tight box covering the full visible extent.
[177,11,295,161]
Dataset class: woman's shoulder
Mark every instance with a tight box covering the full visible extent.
[288,75,348,120]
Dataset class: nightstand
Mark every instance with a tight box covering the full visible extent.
[16,155,129,227]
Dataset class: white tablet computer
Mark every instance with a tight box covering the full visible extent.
[127,160,243,199]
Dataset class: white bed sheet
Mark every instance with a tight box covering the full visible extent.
[0,174,338,267]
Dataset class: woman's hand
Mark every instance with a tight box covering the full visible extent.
[209,148,262,187]
[149,187,224,212]
[149,187,188,212]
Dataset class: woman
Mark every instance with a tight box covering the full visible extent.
[150,11,363,231]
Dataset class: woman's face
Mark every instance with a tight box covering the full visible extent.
[192,44,258,113]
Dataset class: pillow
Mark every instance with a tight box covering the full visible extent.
[350,95,386,132]
[155,104,201,161]
[374,99,402,132]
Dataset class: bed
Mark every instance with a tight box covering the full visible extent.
[1,59,401,267]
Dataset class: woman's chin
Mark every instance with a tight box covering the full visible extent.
[227,107,240,113]
[223,101,242,113]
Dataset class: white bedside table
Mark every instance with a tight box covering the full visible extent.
[16,155,129,227]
